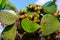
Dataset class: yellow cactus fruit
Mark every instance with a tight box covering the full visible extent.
[34,17,38,20]
[29,15,33,18]
[37,7,41,10]
[20,9,24,13]
[34,7,37,10]
[32,4,36,9]
[24,14,28,17]
[37,11,41,14]
[29,5,33,9]
[53,13,57,17]
[24,10,27,13]
[58,10,60,13]
[27,15,33,19]
[37,6,42,10]
[20,15,25,19]
[34,14,39,17]
[34,19,37,23]
[20,9,27,13]
[34,18,40,23]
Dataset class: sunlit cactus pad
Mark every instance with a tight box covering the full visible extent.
[2,24,16,40]
[43,1,57,14]
[41,14,60,35]
[21,18,40,33]
[0,11,16,25]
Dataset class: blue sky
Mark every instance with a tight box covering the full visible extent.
[9,0,60,11]
[9,0,37,11]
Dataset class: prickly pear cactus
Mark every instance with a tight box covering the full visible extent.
[41,14,60,35]
[2,24,17,40]
[0,11,16,25]
[43,1,57,14]
[21,18,40,33]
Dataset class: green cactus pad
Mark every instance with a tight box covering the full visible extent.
[21,18,40,33]
[0,11,16,25]
[41,14,60,35]
[43,1,57,14]
[2,24,17,40]
[27,12,35,16]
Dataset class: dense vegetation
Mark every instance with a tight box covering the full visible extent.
[0,0,60,40]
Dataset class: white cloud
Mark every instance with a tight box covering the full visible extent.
[35,0,53,5]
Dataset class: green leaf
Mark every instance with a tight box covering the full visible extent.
[43,1,57,14]
[21,18,40,33]
[2,24,17,40]
[0,11,16,25]
[41,14,60,35]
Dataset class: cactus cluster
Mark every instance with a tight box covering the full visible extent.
[0,0,60,40]
[18,1,60,40]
